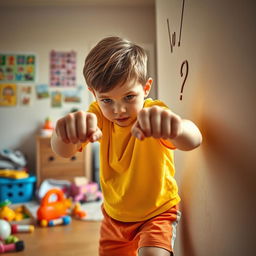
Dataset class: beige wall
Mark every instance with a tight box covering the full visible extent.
[0,5,156,171]
[156,0,256,255]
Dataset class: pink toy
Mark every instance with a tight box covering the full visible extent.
[0,240,24,253]
[70,182,102,203]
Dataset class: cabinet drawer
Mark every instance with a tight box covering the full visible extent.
[36,136,92,186]
[38,137,52,150]
[40,164,85,182]
[40,150,83,168]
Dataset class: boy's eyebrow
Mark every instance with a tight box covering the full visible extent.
[123,90,137,95]
[98,94,109,99]
[98,90,137,99]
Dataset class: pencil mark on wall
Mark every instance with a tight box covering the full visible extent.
[167,0,188,101]
[178,0,185,46]
[167,19,176,53]
[166,0,186,53]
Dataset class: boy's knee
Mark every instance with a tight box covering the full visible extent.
[138,246,172,256]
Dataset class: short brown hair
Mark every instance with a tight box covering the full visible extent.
[83,36,148,92]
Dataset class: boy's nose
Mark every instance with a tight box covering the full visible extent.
[113,103,126,114]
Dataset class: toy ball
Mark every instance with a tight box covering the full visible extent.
[0,219,11,240]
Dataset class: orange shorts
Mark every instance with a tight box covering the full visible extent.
[99,205,181,256]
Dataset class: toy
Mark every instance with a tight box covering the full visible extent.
[48,216,71,227]
[11,224,34,233]
[70,181,103,203]
[0,240,24,253]
[43,117,54,130]
[40,117,54,136]
[0,220,11,240]
[0,200,29,221]
[72,202,87,219]
[5,235,19,244]
[40,215,71,227]
[0,200,16,221]
[37,188,71,227]
[0,149,26,169]
[0,169,28,179]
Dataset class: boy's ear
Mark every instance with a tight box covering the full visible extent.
[143,78,153,97]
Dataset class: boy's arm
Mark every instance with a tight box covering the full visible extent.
[131,106,202,151]
[170,119,202,151]
[51,130,79,158]
[51,111,102,158]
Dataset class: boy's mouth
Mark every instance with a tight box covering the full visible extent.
[115,117,129,122]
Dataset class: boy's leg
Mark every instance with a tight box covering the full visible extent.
[136,206,181,256]
[99,206,138,256]
[138,246,172,256]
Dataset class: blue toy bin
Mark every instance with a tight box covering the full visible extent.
[0,176,36,203]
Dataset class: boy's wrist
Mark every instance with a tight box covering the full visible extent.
[169,120,202,151]
[51,130,77,158]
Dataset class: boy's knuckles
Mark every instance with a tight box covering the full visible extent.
[65,113,75,123]
[75,110,86,120]
[149,106,160,114]
[56,118,65,128]
[139,108,148,118]
[161,109,171,118]
[173,114,182,123]
[86,112,97,120]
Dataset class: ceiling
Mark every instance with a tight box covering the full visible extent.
[0,0,155,7]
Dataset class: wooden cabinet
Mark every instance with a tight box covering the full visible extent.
[36,136,92,187]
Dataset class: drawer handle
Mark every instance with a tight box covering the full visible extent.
[70,156,77,161]
[48,156,55,161]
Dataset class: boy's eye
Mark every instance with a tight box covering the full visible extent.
[101,99,112,104]
[125,95,135,101]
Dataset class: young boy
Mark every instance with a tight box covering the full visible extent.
[51,36,202,256]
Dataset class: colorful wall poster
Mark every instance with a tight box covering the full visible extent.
[63,86,84,103]
[63,90,81,103]
[20,85,33,106]
[0,54,36,82]
[36,84,49,99]
[51,91,62,107]
[0,84,17,106]
[50,50,76,87]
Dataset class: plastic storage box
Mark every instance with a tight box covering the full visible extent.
[0,176,36,203]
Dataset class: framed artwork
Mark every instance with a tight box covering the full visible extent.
[0,54,36,82]
[20,85,33,106]
[36,84,49,99]
[0,84,17,106]
[51,91,62,107]
[50,50,76,87]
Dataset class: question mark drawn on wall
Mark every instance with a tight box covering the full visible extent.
[180,60,189,101]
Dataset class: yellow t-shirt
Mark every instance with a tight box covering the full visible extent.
[84,98,180,222]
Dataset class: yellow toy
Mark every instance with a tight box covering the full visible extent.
[0,169,28,179]
[0,200,16,221]
[0,200,27,221]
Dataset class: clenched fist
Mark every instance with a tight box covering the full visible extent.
[131,106,183,141]
[55,111,102,144]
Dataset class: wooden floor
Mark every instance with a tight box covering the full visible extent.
[7,220,101,256]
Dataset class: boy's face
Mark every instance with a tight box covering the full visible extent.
[91,78,152,127]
